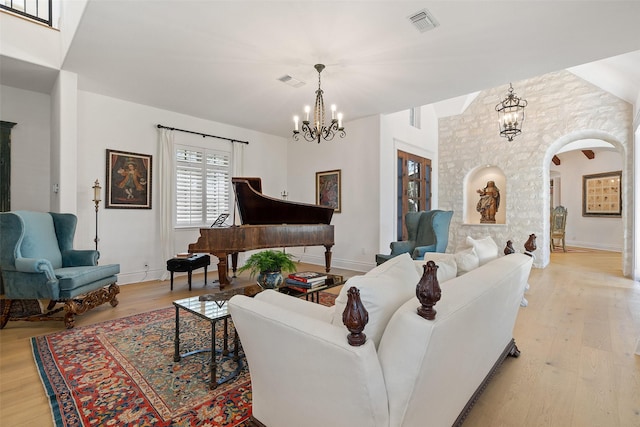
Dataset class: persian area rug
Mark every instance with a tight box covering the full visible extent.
[31,292,337,427]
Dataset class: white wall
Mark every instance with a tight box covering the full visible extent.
[0,84,51,211]
[550,150,623,251]
[75,91,289,284]
[286,115,381,272]
[0,11,61,69]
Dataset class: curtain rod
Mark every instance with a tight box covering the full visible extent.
[156,124,249,145]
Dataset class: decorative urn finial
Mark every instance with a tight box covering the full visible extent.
[342,287,369,346]
[524,233,537,255]
[504,240,516,255]
[416,260,441,320]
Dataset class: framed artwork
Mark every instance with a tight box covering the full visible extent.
[582,170,621,217]
[316,169,341,213]
[105,149,152,209]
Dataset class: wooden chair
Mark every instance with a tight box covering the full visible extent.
[550,205,568,252]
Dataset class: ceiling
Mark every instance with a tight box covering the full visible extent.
[5,1,640,139]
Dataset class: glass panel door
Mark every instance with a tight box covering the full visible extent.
[397,150,431,240]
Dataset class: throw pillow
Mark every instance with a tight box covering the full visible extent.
[331,253,419,348]
[454,247,480,275]
[414,257,457,283]
[466,236,499,265]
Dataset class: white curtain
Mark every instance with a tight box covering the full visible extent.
[159,128,175,281]
[231,141,245,226]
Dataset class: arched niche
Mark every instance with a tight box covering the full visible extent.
[464,165,506,225]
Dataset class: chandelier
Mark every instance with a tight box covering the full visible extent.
[293,64,345,143]
[495,83,527,141]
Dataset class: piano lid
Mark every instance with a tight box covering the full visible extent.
[232,177,334,225]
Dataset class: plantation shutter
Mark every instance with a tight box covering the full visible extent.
[176,146,231,227]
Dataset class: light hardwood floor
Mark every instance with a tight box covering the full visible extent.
[0,252,638,426]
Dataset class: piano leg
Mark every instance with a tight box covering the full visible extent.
[324,244,334,273]
[212,251,231,289]
[231,252,239,278]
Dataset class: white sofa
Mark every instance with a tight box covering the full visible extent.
[229,251,533,427]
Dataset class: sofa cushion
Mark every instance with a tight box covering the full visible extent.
[454,247,480,275]
[331,253,419,348]
[414,258,457,283]
[466,236,499,265]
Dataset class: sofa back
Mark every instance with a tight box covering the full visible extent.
[377,253,532,427]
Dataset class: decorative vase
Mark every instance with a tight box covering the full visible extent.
[257,270,284,289]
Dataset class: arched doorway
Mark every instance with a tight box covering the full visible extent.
[543,130,631,276]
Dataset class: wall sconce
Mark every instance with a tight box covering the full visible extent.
[92,179,101,251]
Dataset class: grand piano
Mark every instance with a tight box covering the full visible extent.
[188,177,335,288]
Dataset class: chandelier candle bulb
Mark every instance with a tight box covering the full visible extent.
[338,113,343,129]
[305,106,310,121]
[331,104,336,120]
[294,116,299,131]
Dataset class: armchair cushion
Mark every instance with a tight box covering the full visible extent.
[331,253,419,347]
[56,265,120,293]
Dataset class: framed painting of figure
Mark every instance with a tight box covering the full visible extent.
[105,149,152,209]
[316,169,341,213]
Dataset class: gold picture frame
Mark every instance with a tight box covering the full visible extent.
[582,171,621,217]
[316,169,341,213]
[106,149,152,209]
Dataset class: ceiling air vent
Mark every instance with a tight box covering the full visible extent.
[278,75,305,88]
[408,8,439,33]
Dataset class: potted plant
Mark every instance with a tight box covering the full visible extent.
[238,250,297,289]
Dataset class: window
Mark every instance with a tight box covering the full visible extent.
[409,107,421,129]
[175,145,231,227]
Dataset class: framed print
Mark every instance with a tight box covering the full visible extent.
[316,169,341,213]
[106,149,152,209]
[582,170,621,217]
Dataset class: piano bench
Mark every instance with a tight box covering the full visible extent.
[166,254,211,291]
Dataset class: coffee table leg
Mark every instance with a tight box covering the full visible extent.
[174,306,181,362]
[210,320,216,390]
[223,318,229,355]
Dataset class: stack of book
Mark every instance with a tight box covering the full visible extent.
[285,271,328,292]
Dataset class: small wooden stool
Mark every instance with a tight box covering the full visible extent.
[166,254,211,291]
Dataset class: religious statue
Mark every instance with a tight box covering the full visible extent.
[476,181,500,223]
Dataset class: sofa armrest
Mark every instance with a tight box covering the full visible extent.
[15,257,57,282]
[255,289,333,323]
[229,295,389,427]
[390,240,413,255]
[62,249,99,267]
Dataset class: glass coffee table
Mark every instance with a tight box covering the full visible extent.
[173,295,243,390]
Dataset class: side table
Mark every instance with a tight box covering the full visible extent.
[173,295,242,389]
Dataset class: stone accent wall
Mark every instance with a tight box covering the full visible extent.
[438,70,633,275]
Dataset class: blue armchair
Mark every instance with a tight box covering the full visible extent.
[375,210,453,265]
[0,211,120,328]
